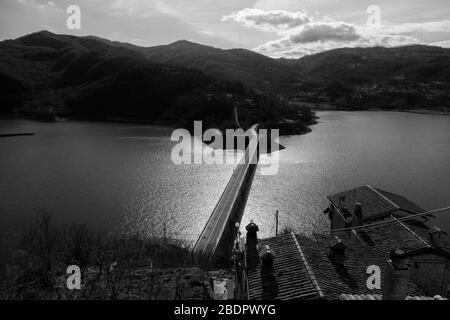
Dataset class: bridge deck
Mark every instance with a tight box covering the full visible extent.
[193,131,259,256]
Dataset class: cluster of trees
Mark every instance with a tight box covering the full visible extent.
[0,32,314,133]
[0,212,190,299]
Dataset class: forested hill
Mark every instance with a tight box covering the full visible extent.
[282,45,450,82]
[0,31,313,133]
[144,40,303,93]
[279,45,450,111]
[3,30,447,129]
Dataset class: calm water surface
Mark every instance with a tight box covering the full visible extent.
[0,120,235,242]
[243,111,450,237]
[0,111,449,243]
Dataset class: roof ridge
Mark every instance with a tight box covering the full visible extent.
[392,216,432,249]
[291,233,324,299]
[366,185,400,210]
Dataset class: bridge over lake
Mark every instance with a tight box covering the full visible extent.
[193,127,260,263]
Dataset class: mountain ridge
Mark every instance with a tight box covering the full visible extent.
[0,31,314,134]
[279,45,450,111]
[1,30,449,123]
[144,37,303,93]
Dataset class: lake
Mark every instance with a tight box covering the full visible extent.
[1,111,449,243]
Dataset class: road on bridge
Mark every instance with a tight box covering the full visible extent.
[193,128,259,257]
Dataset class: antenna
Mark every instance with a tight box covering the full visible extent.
[163,222,167,244]
[275,210,279,236]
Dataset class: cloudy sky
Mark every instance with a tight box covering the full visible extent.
[1,0,449,57]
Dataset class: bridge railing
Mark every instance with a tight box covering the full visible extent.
[207,133,259,254]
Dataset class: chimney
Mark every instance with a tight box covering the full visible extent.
[246,221,259,247]
[329,236,346,266]
[382,249,410,300]
[259,245,276,268]
[428,226,448,248]
[353,203,363,227]
[245,221,259,268]
[338,195,346,211]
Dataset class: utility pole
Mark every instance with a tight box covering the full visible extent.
[275,210,279,236]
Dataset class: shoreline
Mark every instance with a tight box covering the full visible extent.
[311,106,450,116]
[393,109,450,116]
[1,114,317,137]
[2,107,447,141]
[0,133,35,138]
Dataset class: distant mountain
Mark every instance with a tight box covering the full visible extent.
[145,40,304,93]
[279,45,450,111]
[281,45,450,83]
[0,31,313,134]
[2,31,447,128]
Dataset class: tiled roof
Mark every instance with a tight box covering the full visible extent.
[246,232,425,300]
[407,223,450,256]
[332,214,450,260]
[339,294,447,300]
[246,234,320,300]
[327,185,424,221]
[332,216,432,256]
[375,189,425,214]
[298,234,424,299]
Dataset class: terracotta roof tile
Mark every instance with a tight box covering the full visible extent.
[299,234,424,299]
[375,189,425,214]
[333,216,432,256]
[327,185,425,221]
[246,234,319,300]
[246,232,425,300]
[407,223,450,256]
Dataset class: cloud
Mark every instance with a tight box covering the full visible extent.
[254,22,420,58]
[222,7,450,57]
[381,20,450,34]
[108,0,179,19]
[16,0,180,19]
[16,0,58,11]
[222,8,310,33]
[252,0,303,11]
[431,40,450,48]
[289,22,360,43]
